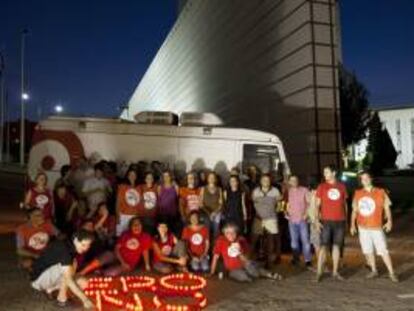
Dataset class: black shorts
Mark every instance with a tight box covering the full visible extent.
[320,220,345,247]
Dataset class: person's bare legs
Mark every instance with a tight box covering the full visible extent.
[381,253,398,282]
[57,276,88,304]
[364,253,378,278]
[316,246,326,281]
[332,245,344,280]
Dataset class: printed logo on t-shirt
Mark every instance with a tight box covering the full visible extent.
[28,232,49,250]
[126,238,140,250]
[191,233,203,246]
[161,245,172,256]
[187,194,200,211]
[143,191,157,210]
[35,194,49,209]
[327,188,341,201]
[358,196,376,217]
[125,189,140,206]
[227,242,241,258]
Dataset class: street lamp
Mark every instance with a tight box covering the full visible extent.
[21,92,29,100]
[54,105,63,114]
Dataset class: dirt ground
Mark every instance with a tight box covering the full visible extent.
[0,184,413,310]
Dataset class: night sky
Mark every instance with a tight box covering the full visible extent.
[1,0,413,120]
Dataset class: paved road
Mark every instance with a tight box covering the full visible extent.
[0,171,413,310]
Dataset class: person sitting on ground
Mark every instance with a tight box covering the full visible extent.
[54,182,79,234]
[116,168,141,236]
[152,222,187,274]
[24,172,54,221]
[350,171,399,282]
[210,222,282,282]
[82,163,111,219]
[101,217,152,276]
[16,208,59,272]
[182,211,210,273]
[30,229,95,309]
[93,202,116,245]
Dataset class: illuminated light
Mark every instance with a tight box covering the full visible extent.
[22,93,29,100]
[96,292,102,311]
[153,291,207,310]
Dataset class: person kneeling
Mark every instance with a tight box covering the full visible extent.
[30,229,94,309]
[152,222,187,274]
[210,222,282,282]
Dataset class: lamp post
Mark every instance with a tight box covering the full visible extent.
[20,29,28,166]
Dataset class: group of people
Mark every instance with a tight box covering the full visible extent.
[16,156,399,309]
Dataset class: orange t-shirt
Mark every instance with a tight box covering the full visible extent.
[179,187,201,215]
[353,187,389,228]
[16,221,57,255]
[117,184,141,215]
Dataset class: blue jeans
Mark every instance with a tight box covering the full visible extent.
[288,221,312,263]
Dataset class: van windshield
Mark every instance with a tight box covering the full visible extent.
[243,144,280,174]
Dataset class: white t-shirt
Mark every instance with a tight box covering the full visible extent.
[82,177,110,207]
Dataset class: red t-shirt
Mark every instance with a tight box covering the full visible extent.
[29,188,54,220]
[138,185,158,218]
[153,233,176,263]
[213,235,249,271]
[316,182,347,221]
[117,231,152,268]
[182,225,209,257]
[16,221,57,255]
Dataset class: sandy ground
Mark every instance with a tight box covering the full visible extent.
[0,172,413,310]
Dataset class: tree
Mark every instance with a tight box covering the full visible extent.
[363,112,397,174]
[339,66,371,147]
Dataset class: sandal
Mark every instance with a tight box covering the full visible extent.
[267,272,283,281]
[56,300,69,308]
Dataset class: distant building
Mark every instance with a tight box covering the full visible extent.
[378,105,414,169]
[352,104,414,169]
[123,0,342,177]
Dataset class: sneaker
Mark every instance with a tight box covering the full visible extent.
[315,273,323,283]
[389,273,399,283]
[333,273,345,281]
[365,271,379,279]
[305,262,315,272]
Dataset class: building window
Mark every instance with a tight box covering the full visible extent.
[395,119,401,153]
[411,119,414,162]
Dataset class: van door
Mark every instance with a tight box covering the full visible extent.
[241,143,284,175]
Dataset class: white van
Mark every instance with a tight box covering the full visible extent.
[28,115,289,184]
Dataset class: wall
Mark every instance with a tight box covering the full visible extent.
[122,0,342,178]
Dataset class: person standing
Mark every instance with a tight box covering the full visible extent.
[200,172,223,237]
[82,164,111,218]
[116,169,141,236]
[179,172,201,220]
[138,172,158,235]
[315,165,347,282]
[157,170,181,235]
[286,175,312,268]
[223,175,247,234]
[251,174,282,268]
[350,171,398,282]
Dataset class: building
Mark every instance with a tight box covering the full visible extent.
[377,105,414,169]
[122,0,342,177]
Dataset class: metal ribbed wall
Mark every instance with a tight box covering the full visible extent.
[122,0,341,178]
